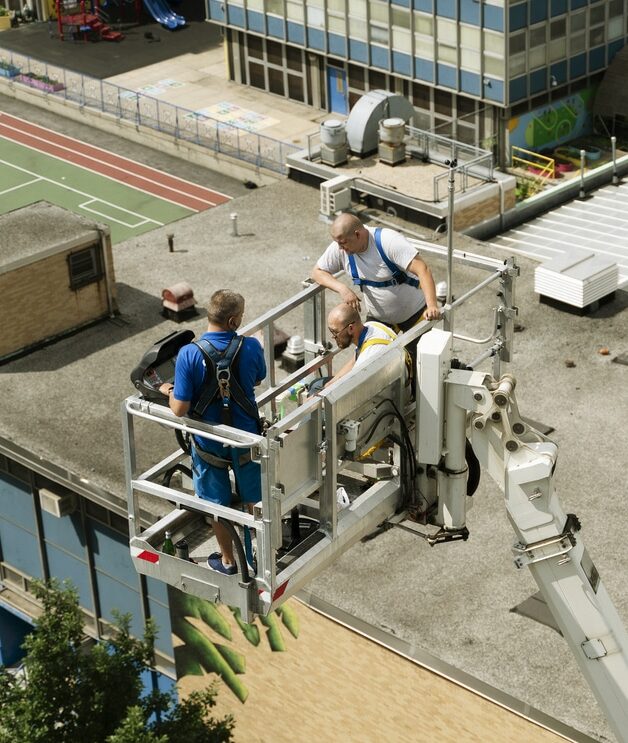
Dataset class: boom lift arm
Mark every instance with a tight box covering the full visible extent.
[416,329,628,743]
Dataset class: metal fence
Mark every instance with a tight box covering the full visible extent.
[0,49,300,175]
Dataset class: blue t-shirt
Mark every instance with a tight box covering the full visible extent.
[173,331,266,440]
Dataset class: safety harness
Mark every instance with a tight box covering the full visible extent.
[347,227,420,289]
[190,336,261,468]
[356,322,413,384]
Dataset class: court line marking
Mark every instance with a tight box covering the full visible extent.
[0,158,165,227]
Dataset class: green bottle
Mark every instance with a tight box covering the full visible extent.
[162,530,175,555]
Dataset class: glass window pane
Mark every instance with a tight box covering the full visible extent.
[328,0,344,10]
[329,15,346,33]
[288,74,305,102]
[549,38,566,62]
[570,32,586,54]
[461,26,480,47]
[414,34,434,58]
[590,5,605,25]
[287,2,304,21]
[510,32,525,54]
[267,39,283,66]
[484,55,504,77]
[461,48,481,71]
[529,45,546,68]
[438,45,457,64]
[307,6,324,26]
[348,0,366,17]
[550,19,566,39]
[248,35,263,59]
[608,16,623,39]
[483,31,503,54]
[268,67,285,96]
[510,52,526,76]
[267,0,283,15]
[349,17,367,37]
[249,62,265,89]
[392,28,412,53]
[609,0,623,16]
[370,24,388,43]
[589,27,605,46]
[530,26,546,47]
[414,12,432,35]
[570,11,585,32]
[437,17,457,44]
[391,7,410,27]
[369,0,388,23]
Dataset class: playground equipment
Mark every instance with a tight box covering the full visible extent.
[55,0,124,41]
[142,0,185,29]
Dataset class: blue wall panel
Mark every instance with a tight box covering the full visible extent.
[307,27,325,50]
[0,607,32,666]
[435,0,455,18]
[530,68,547,94]
[95,572,144,638]
[247,10,265,33]
[286,21,304,44]
[147,597,174,655]
[226,4,244,28]
[437,63,457,89]
[460,0,480,25]
[588,46,605,72]
[530,0,547,23]
[550,0,566,15]
[550,60,567,85]
[89,521,138,587]
[509,75,528,102]
[0,524,43,578]
[414,57,435,83]
[392,51,412,76]
[460,70,481,96]
[483,78,504,103]
[413,0,432,10]
[391,0,410,6]
[483,4,504,31]
[569,53,586,79]
[349,39,368,64]
[208,0,225,22]
[509,3,527,31]
[570,0,586,7]
[45,545,93,611]
[0,474,34,529]
[267,15,285,39]
[41,510,85,558]
[370,44,389,70]
[328,32,346,57]
[608,40,625,64]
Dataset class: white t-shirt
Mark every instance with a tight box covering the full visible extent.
[316,226,425,324]
[354,321,398,369]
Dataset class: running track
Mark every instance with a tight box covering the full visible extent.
[0,111,231,212]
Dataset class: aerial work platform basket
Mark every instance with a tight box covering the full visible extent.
[123,244,518,621]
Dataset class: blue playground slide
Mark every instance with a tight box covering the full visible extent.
[143,0,185,29]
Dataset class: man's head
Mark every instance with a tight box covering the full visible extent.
[328,303,362,349]
[207,290,245,331]
[330,214,368,255]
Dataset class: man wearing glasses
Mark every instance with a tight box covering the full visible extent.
[309,303,408,394]
[312,213,440,332]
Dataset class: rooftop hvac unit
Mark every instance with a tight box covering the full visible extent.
[378,117,406,166]
[320,175,354,218]
[39,487,77,518]
[320,119,349,167]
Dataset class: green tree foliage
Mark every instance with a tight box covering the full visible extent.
[0,580,234,743]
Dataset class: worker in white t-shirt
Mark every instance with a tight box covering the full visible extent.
[312,213,440,332]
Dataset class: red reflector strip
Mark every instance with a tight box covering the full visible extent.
[272,581,288,601]
[137,550,159,564]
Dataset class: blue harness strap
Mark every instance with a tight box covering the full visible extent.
[347,228,420,289]
[192,336,260,430]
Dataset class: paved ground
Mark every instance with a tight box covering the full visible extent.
[2,16,628,743]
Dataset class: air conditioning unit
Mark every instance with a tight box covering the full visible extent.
[39,487,77,518]
[320,175,354,218]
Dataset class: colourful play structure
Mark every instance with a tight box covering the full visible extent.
[55,0,128,41]
[54,0,185,40]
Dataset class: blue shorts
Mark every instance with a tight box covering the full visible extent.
[191,441,261,506]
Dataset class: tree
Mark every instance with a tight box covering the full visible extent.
[0,580,234,743]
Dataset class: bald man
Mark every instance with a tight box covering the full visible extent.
[312,214,440,333]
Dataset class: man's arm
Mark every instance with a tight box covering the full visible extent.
[158,384,190,417]
[323,356,356,389]
[407,256,440,321]
[311,266,362,311]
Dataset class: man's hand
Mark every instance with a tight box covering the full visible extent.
[424,304,441,321]
[159,383,174,397]
[339,286,361,310]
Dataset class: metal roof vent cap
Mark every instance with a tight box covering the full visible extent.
[379,117,406,146]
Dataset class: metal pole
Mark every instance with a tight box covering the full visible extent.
[444,158,457,332]
[230,213,239,237]
[611,136,619,185]
[579,149,586,199]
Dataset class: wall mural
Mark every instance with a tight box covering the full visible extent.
[508,87,596,152]
[168,587,300,702]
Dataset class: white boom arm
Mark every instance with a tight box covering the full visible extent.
[417,329,628,742]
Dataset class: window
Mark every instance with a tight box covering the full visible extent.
[528,25,546,69]
[266,0,283,14]
[286,1,304,21]
[67,245,103,290]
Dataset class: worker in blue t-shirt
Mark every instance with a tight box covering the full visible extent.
[160,290,266,576]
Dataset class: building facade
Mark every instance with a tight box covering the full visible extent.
[206,0,627,161]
